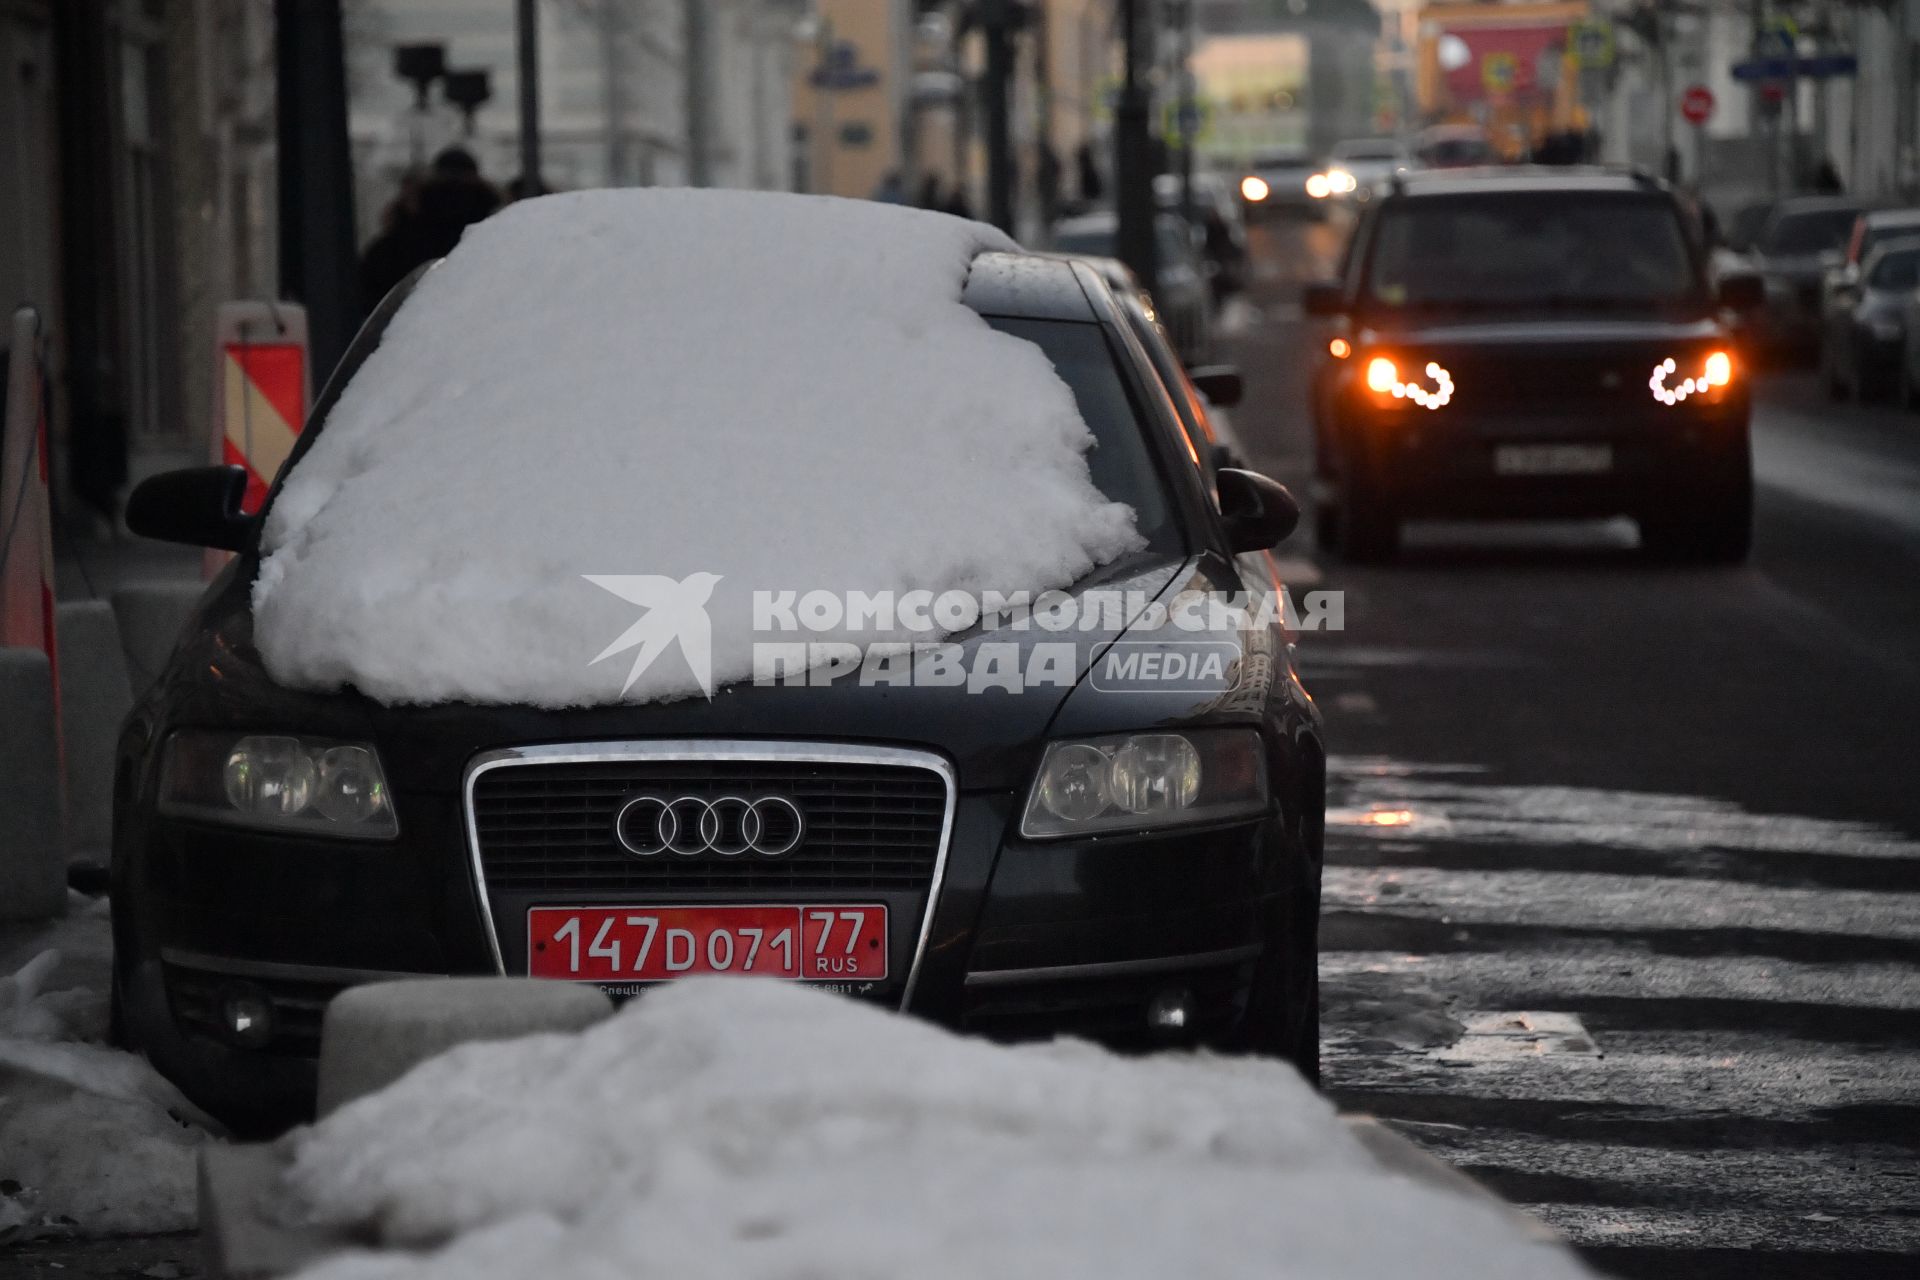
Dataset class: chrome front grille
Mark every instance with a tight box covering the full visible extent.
[470,757,947,892]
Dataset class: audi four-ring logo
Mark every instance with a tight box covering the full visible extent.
[614,794,806,858]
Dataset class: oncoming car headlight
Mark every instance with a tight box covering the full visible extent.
[1363,355,1454,409]
[1650,350,1734,406]
[1020,729,1269,839]
[159,731,398,838]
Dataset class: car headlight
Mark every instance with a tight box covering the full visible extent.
[1649,350,1734,406]
[1327,168,1357,194]
[1362,354,1454,410]
[1020,729,1269,839]
[159,731,399,838]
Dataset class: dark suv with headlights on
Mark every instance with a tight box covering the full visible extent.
[1306,168,1761,562]
[115,249,1324,1131]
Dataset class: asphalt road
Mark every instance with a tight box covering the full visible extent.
[1228,216,1920,1277]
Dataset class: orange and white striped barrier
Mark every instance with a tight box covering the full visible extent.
[2,305,57,681]
[205,301,310,576]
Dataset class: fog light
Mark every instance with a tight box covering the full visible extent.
[220,986,275,1049]
[1147,988,1191,1033]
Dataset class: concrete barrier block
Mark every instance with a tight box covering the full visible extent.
[316,977,614,1117]
[111,581,207,694]
[55,600,133,862]
[0,647,65,920]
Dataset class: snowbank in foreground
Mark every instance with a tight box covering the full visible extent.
[254,188,1143,707]
[281,979,1584,1280]
[0,900,217,1239]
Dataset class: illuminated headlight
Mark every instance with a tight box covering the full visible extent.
[1650,351,1734,406]
[1020,729,1268,839]
[1305,173,1332,199]
[1240,174,1271,202]
[159,731,398,838]
[1363,355,1454,409]
[1326,169,1357,194]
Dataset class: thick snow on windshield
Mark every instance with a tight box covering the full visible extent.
[278,980,1586,1280]
[253,189,1143,706]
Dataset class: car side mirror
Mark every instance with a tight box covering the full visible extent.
[1188,364,1244,407]
[1301,280,1345,317]
[1717,273,1765,311]
[1216,468,1299,552]
[126,465,255,551]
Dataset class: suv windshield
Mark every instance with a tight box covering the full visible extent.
[1761,208,1861,256]
[1363,192,1699,312]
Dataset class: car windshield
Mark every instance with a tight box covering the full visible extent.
[1861,223,1920,261]
[1418,138,1492,167]
[1253,151,1311,172]
[1761,208,1862,256]
[984,316,1181,557]
[1363,192,1699,311]
[1869,250,1920,291]
[1334,142,1402,162]
[1050,222,1191,268]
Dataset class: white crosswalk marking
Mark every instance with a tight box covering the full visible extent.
[1322,760,1920,1264]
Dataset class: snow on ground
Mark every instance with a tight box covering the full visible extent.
[254,188,1144,708]
[0,898,218,1240]
[278,978,1584,1280]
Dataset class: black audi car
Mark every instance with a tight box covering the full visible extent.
[114,242,1325,1130]
[1307,168,1762,562]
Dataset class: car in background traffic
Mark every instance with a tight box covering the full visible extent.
[1073,254,1250,473]
[1305,167,1760,563]
[1237,148,1323,216]
[1412,124,1495,170]
[1155,172,1249,299]
[1746,196,1868,357]
[1318,138,1412,203]
[1721,200,1776,255]
[1050,210,1214,364]
[1822,236,1920,401]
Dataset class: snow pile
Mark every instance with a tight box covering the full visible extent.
[279,979,1585,1280]
[254,188,1144,707]
[0,900,218,1239]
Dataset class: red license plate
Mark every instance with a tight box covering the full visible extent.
[526,904,889,983]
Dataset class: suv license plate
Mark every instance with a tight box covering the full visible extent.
[527,904,889,983]
[1494,444,1613,475]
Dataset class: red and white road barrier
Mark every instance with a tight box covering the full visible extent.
[2,305,57,679]
[205,301,311,576]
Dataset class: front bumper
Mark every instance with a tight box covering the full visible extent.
[121,781,1302,1126]
[1341,402,1751,520]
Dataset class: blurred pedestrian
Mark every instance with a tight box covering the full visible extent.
[916,175,945,210]
[871,170,906,204]
[359,147,504,312]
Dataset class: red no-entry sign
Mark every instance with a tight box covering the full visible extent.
[1680,85,1715,126]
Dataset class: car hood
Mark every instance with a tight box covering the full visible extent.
[1357,315,1723,349]
[143,553,1209,794]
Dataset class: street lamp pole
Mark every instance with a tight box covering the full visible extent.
[274,0,358,379]
[516,0,543,191]
[1115,0,1158,294]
